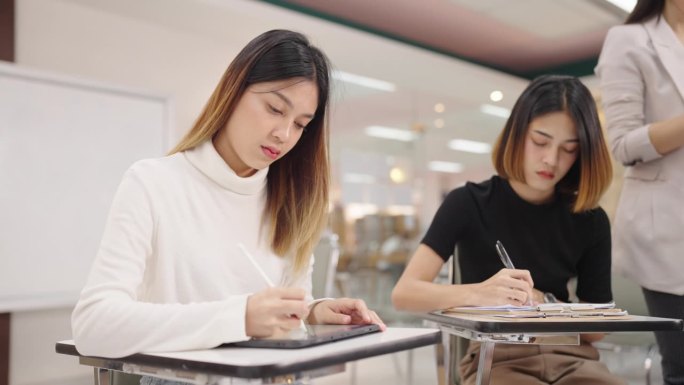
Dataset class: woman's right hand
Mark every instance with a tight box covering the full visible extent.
[472,269,534,306]
[245,287,310,338]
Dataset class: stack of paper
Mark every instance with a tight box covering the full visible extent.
[444,302,628,318]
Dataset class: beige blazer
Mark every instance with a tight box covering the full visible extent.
[596,16,684,295]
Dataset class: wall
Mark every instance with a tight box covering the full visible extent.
[16,0,238,142]
[10,309,90,385]
[13,1,238,383]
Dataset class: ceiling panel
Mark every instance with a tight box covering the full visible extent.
[269,0,627,77]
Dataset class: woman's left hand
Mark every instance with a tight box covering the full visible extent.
[307,298,387,331]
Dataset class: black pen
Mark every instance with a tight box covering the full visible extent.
[495,240,515,269]
[496,240,535,305]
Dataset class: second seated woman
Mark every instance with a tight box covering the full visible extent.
[393,75,624,385]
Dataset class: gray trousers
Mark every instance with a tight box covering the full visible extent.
[643,288,684,385]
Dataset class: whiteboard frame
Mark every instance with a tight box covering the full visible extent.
[0,62,173,312]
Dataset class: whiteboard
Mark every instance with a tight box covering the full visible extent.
[0,63,170,311]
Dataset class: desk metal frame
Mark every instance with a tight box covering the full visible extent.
[56,328,441,385]
[422,312,684,385]
[83,356,346,385]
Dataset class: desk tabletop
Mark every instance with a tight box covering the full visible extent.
[422,312,684,334]
[56,327,440,379]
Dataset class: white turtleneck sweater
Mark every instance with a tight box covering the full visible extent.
[72,140,312,358]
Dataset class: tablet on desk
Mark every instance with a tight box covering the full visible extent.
[230,324,381,349]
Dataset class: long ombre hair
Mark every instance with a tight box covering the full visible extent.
[170,30,331,274]
[492,75,613,213]
[625,0,664,24]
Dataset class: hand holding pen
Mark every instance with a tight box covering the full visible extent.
[238,244,386,333]
[238,243,309,338]
[472,240,534,306]
[496,241,560,304]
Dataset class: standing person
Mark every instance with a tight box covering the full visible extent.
[393,75,622,384]
[72,29,384,360]
[596,1,684,383]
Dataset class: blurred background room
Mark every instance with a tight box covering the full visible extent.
[1,0,658,384]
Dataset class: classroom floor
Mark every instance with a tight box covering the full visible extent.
[315,345,439,385]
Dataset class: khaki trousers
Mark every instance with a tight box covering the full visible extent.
[459,341,626,385]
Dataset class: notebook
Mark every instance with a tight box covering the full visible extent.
[229,324,382,349]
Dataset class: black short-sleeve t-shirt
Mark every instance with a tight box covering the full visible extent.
[422,175,612,303]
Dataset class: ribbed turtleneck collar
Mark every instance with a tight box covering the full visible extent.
[184,139,268,196]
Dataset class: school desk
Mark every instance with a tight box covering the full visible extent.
[56,327,441,385]
[421,311,684,385]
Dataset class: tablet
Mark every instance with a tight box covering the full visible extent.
[230,324,381,349]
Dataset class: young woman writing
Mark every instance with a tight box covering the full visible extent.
[72,29,384,359]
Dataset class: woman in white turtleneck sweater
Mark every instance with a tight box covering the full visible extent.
[71,29,385,359]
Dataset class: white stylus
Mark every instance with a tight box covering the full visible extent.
[237,243,275,287]
[237,243,307,331]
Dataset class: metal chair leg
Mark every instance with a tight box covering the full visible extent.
[474,342,495,385]
[93,368,111,385]
[645,343,658,385]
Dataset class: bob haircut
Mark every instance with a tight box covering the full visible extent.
[492,75,613,213]
[625,0,664,24]
[170,30,331,274]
